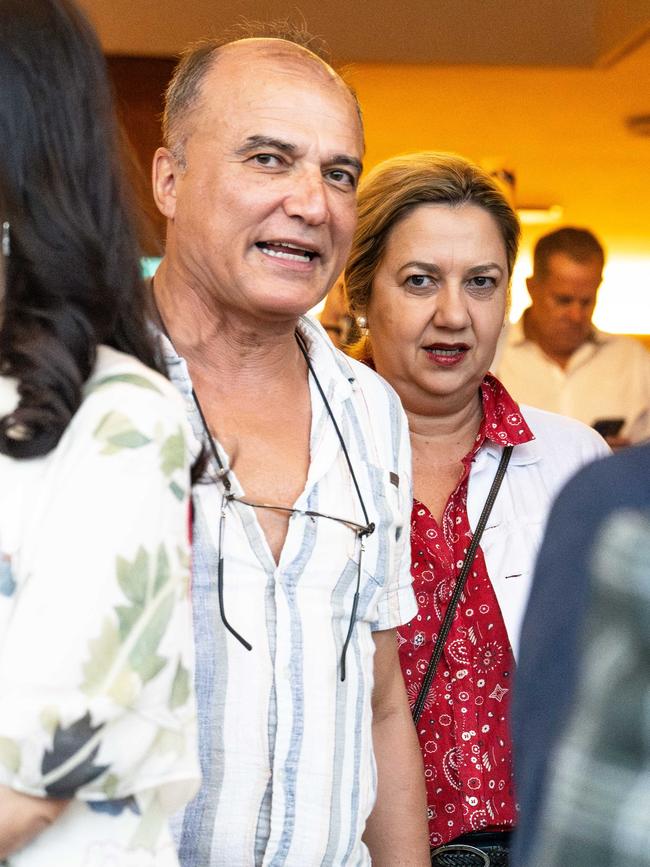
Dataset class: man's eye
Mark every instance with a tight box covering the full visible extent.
[327,169,356,187]
[252,153,283,168]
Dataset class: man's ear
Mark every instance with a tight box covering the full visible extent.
[152,147,180,220]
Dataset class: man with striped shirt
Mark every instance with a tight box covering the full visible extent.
[151,26,429,866]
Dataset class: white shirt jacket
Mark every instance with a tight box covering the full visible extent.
[497,318,650,443]
[467,404,609,659]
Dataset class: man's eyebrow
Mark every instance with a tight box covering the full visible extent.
[330,154,363,175]
[236,135,296,155]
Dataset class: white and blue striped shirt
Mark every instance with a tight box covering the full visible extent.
[166,316,417,866]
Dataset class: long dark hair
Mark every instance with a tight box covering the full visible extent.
[0,0,163,459]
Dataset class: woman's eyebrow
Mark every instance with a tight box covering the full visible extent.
[466,262,504,275]
[398,260,442,273]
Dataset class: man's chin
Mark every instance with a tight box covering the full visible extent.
[256,288,331,321]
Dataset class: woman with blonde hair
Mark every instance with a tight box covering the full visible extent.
[345,152,607,865]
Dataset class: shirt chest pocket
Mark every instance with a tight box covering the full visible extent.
[356,465,405,592]
[480,515,546,654]
[313,464,405,625]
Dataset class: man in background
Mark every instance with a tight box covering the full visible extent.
[497,226,650,444]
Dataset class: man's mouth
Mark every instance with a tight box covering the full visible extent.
[256,241,318,263]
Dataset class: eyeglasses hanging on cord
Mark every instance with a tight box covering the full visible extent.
[160,317,375,681]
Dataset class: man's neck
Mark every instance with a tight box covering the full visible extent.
[153,259,305,390]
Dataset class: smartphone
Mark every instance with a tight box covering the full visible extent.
[592,417,625,438]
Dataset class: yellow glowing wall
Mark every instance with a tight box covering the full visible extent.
[345,56,650,333]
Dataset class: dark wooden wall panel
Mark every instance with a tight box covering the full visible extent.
[107,56,176,253]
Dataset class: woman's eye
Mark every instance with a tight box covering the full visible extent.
[468,275,497,291]
[405,274,434,289]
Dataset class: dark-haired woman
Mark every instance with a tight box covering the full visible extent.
[0,1,198,864]
[345,152,609,864]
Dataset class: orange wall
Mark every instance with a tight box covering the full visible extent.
[344,55,650,256]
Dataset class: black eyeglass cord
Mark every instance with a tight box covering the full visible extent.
[294,331,375,681]
[156,307,375,679]
[294,331,374,536]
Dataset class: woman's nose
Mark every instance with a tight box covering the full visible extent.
[432,286,471,329]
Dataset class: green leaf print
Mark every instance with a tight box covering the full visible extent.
[169,479,185,501]
[129,592,174,683]
[169,661,190,710]
[86,373,162,397]
[93,411,152,455]
[102,773,120,798]
[82,546,178,702]
[0,737,19,773]
[117,548,149,606]
[160,428,185,478]
[154,546,170,595]
[82,618,121,692]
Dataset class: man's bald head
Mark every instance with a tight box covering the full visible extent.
[163,25,362,169]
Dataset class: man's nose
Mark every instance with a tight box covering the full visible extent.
[566,302,588,324]
[283,168,329,225]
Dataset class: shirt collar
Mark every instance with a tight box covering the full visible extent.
[158,314,355,406]
[465,374,534,465]
[296,315,356,404]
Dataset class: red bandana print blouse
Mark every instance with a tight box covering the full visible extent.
[397,374,534,847]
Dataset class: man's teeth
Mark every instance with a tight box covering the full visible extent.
[259,242,313,262]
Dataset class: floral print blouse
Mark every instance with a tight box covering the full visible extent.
[0,346,200,867]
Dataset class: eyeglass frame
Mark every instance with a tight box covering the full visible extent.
[215,484,375,681]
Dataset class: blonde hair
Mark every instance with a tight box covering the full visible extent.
[344,152,520,358]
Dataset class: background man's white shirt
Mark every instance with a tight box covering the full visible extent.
[496,318,650,443]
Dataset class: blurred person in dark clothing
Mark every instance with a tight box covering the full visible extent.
[512,443,650,866]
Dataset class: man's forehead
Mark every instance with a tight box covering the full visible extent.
[541,252,600,283]
[219,37,334,69]
[207,39,344,96]
[195,43,363,153]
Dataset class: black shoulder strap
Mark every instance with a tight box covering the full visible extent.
[411,445,513,725]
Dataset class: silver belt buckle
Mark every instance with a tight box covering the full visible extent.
[431,842,491,866]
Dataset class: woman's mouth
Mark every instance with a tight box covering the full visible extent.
[423,344,469,366]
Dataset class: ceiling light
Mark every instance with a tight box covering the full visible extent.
[516,205,564,225]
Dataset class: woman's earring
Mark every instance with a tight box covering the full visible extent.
[1,222,10,257]
[356,314,368,335]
